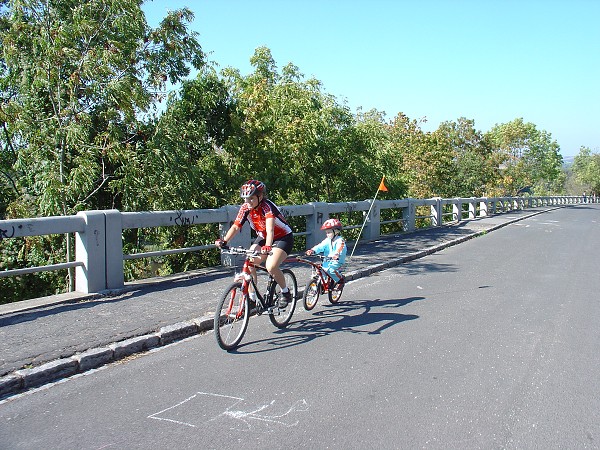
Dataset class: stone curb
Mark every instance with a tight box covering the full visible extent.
[0,207,557,401]
[0,317,214,400]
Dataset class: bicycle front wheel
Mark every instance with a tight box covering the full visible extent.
[214,282,249,350]
[303,277,320,310]
[269,268,298,328]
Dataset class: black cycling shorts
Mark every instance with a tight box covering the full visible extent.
[253,233,294,255]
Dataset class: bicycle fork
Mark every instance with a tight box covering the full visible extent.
[225,283,247,320]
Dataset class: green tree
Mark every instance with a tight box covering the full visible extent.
[0,0,204,296]
[485,118,563,195]
[435,118,500,197]
[114,67,233,212]
[354,108,406,198]
[389,113,454,198]
[572,146,600,195]
[221,47,369,205]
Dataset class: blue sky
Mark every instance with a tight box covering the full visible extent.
[143,0,599,158]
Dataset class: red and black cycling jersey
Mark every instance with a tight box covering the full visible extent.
[234,199,293,240]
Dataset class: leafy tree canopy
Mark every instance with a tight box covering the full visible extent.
[485,118,563,195]
[572,146,600,195]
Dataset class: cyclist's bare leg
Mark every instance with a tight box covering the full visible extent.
[265,247,288,289]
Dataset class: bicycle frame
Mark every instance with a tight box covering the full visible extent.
[294,256,342,292]
[234,254,276,313]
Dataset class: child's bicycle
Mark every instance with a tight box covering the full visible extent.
[214,245,298,351]
[294,254,346,310]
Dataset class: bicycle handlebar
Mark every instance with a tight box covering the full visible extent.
[294,254,336,264]
[220,245,272,256]
[307,254,337,261]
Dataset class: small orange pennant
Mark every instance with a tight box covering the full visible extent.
[378,176,388,192]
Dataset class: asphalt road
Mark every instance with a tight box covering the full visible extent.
[1,205,599,449]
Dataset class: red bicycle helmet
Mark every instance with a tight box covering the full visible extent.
[321,218,343,230]
[240,179,266,198]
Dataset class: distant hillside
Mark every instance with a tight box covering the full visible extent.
[562,156,575,167]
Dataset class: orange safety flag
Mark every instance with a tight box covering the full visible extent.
[378,176,388,192]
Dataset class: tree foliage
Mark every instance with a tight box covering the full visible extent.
[220,47,371,204]
[572,147,600,195]
[484,118,563,195]
[1,0,204,217]
[0,0,204,298]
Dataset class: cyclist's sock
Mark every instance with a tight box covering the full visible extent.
[249,292,257,302]
[281,287,289,293]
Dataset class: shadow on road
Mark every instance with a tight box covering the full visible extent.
[230,296,423,354]
[0,294,143,327]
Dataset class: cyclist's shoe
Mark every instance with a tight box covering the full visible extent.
[248,298,257,312]
[278,290,292,309]
[332,276,344,288]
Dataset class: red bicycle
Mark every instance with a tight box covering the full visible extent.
[214,246,298,351]
[294,255,346,310]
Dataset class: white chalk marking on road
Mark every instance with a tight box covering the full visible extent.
[148,391,308,430]
[222,398,309,428]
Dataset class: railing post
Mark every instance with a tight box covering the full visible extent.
[363,200,381,239]
[453,199,461,223]
[75,211,107,293]
[403,199,416,232]
[104,210,124,290]
[431,197,442,226]
[479,198,488,217]
[468,198,477,219]
[306,202,328,249]
[220,206,251,267]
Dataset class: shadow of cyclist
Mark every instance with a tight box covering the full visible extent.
[230,296,422,353]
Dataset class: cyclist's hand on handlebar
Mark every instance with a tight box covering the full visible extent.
[305,249,315,255]
[261,245,272,254]
[215,239,227,249]
[331,254,339,260]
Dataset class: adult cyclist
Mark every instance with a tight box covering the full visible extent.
[215,180,294,308]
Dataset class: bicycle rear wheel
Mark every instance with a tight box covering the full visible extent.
[303,277,320,310]
[269,268,298,328]
[328,278,345,304]
[214,282,249,350]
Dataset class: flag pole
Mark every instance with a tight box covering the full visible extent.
[349,176,387,259]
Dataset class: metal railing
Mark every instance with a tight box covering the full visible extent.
[0,195,592,294]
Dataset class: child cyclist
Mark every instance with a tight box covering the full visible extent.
[215,179,294,309]
[305,218,347,287]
